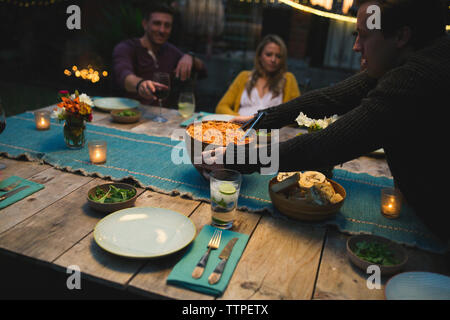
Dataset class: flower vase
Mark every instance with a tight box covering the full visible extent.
[64,117,86,149]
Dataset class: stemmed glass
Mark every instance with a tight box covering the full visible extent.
[152,72,170,123]
[0,98,6,169]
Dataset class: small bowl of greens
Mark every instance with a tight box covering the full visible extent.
[347,234,408,276]
[87,183,138,213]
[111,109,141,123]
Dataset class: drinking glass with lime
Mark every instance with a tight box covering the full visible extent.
[210,169,242,229]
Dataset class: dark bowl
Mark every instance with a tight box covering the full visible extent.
[269,177,345,221]
[110,110,141,123]
[87,183,138,213]
[346,234,408,276]
[184,121,254,180]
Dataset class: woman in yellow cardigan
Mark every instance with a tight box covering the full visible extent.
[216,34,300,116]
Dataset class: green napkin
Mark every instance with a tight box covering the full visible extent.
[0,176,45,209]
[180,112,214,127]
[167,224,249,296]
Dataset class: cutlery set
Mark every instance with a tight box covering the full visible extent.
[191,228,239,285]
[0,180,29,202]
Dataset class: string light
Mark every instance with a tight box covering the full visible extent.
[63,65,108,84]
[279,0,450,31]
[279,0,357,23]
[0,0,65,6]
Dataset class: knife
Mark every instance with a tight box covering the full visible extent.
[208,237,238,285]
[0,185,30,201]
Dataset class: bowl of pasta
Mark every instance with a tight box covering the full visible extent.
[185,120,253,178]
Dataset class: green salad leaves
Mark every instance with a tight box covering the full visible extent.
[354,241,400,266]
[89,185,136,203]
[117,110,137,117]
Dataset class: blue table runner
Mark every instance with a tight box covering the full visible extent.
[1,112,447,254]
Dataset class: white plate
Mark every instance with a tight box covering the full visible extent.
[94,207,196,258]
[201,114,234,122]
[371,148,385,155]
[385,272,450,300]
[93,97,140,111]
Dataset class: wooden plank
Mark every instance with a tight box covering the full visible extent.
[313,229,383,300]
[0,178,124,261]
[54,190,201,295]
[92,115,147,131]
[313,228,450,300]
[53,232,145,290]
[0,157,50,180]
[128,202,261,300]
[91,110,112,122]
[220,216,326,300]
[0,167,93,235]
[131,107,184,137]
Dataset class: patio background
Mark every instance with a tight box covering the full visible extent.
[0,0,364,116]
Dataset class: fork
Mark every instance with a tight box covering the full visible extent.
[0,180,21,192]
[192,229,222,279]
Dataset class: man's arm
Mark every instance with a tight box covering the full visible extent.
[255,71,378,129]
[112,41,159,102]
[175,53,207,81]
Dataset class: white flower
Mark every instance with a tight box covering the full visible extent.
[295,112,314,127]
[79,93,93,106]
[316,119,327,129]
[70,93,93,106]
[295,112,338,129]
[51,107,63,119]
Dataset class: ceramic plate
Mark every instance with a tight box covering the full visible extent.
[94,207,196,258]
[93,97,140,111]
[371,148,385,155]
[201,114,234,122]
[385,272,450,300]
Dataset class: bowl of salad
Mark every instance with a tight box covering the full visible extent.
[87,183,138,213]
[111,109,141,123]
[346,234,408,276]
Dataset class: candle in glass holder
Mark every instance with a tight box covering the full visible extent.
[34,111,51,130]
[381,188,402,219]
[88,140,107,164]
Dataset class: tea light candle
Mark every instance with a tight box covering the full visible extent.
[88,140,107,164]
[34,111,51,130]
[381,188,402,219]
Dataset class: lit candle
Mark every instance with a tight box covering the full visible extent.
[34,111,51,130]
[381,188,402,219]
[88,140,107,164]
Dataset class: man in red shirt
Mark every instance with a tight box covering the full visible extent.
[113,4,207,106]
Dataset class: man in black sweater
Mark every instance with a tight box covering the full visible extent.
[201,0,450,242]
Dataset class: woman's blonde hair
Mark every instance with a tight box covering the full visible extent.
[246,34,288,98]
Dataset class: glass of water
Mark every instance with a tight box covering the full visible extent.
[210,169,242,229]
[178,91,195,118]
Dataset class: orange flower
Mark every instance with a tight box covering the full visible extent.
[57,96,83,114]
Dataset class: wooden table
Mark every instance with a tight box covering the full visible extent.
[0,105,448,300]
